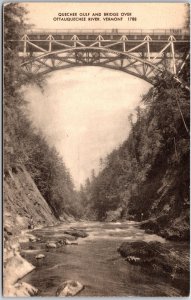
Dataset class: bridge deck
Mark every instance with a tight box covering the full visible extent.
[25,30,189,41]
[16,29,189,54]
[17,42,189,54]
[25,28,189,35]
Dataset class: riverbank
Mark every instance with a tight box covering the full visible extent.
[3,230,39,296]
[3,221,88,296]
[139,214,190,241]
[118,240,189,284]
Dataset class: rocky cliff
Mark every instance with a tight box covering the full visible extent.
[4,165,57,238]
[85,75,189,242]
[3,165,59,296]
[139,156,189,241]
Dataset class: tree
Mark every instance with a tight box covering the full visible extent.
[3,4,80,219]
[85,69,189,222]
[184,3,190,30]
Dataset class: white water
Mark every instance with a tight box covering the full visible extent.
[20,221,189,296]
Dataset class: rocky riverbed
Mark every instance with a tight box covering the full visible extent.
[4,221,190,297]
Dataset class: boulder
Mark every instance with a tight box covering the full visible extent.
[4,253,35,286]
[35,254,45,259]
[46,242,57,249]
[4,226,13,236]
[65,239,72,245]
[140,219,159,232]
[126,256,141,264]
[4,282,38,297]
[57,239,67,246]
[145,229,155,234]
[66,239,79,246]
[56,280,84,296]
[29,236,37,243]
[62,234,77,241]
[118,241,161,262]
[64,229,88,238]
[118,241,189,277]
[56,241,63,247]
[71,241,78,246]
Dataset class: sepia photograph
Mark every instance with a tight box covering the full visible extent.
[3,2,190,297]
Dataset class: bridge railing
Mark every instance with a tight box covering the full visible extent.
[25,28,190,36]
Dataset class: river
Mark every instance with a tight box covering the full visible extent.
[20,221,189,296]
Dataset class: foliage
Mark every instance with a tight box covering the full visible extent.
[4,3,81,218]
[84,71,189,221]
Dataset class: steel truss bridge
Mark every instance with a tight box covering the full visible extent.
[16,29,190,88]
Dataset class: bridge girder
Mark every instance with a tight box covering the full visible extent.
[17,32,190,88]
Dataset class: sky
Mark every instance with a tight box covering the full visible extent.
[22,3,186,188]
[24,68,150,187]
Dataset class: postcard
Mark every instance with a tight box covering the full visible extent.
[3,2,190,297]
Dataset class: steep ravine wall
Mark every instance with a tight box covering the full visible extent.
[3,165,59,296]
[139,157,190,241]
[102,155,189,242]
[3,165,57,237]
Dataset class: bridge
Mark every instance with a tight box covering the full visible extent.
[15,29,190,88]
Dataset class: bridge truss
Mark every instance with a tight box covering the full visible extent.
[15,29,190,88]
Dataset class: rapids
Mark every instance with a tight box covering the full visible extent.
[20,221,189,296]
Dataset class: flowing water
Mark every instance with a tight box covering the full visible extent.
[20,221,189,296]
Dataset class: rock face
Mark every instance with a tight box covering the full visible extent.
[3,166,57,296]
[118,241,189,278]
[56,280,84,296]
[137,162,190,242]
[4,166,56,236]
[64,229,88,238]
[140,213,190,241]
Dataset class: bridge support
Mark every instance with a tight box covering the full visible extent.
[169,35,177,74]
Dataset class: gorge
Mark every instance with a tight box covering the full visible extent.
[3,3,190,297]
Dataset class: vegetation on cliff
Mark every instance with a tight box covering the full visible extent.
[4,3,81,218]
[84,71,189,239]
